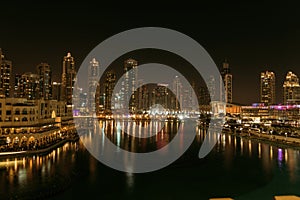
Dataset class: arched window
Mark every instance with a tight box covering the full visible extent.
[22,117,28,121]
[15,108,20,115]
[22,108,28,115]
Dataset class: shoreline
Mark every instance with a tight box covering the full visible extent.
[0,136,79,159]
[2,129,300,159]
[227,131,300,151]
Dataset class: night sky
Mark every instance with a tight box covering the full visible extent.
[1,1,300,105]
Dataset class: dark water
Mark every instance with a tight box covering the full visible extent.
[1,120,300,200]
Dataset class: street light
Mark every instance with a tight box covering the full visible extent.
[285,132,288,141]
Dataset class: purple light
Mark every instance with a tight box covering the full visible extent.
[73,109,79,116]
[278,149,283,161]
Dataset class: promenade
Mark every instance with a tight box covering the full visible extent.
[230,129,300,151]
[0,135,79,158]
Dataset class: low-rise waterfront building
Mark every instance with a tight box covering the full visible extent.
[241,103,300,126]
[0,98,74,150]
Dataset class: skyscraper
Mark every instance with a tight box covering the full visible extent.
[19,72,39,100]
[198,86,210,105]
[283,71,300,104]
[61,52,76,105]
[183,87,193,111]
[172,76,182,111]
[0,49,13,98]
[152,84,169,109]
[37,63,52,100]
[14,74,22,98]
[87,58,100,114]
[221,59,233,103]
[52,82,62,101]
[260,71,276,105]
[207,75,216,102]
[136,82,150,112]
[123,59,138,112]
[104,70,116,112]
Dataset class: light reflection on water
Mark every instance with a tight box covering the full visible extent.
[0,119,299,199]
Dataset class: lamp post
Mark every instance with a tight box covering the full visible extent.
[285,132,288,141]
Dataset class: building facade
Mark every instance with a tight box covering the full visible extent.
[260,71,276,105]
[0,98,71,149]
[122,59,138,112]
[61,52,76,105]
[104,70,116,112]
[221,59,233,103]
[0,49,13,98]
[283,71,300,104]
[16,72,39,100]
[37,63,52,100]
[87,58,100,114]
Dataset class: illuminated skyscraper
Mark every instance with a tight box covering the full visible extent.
[283,71,300,104]
[104,70,116,112]
[198,86,210,105]
[151,84,169,109]
[207,75,216,102]
[221,59,233,103]
[183,87,193,111]
[37,63,52,100]
[61,52,76,105]
[14,74,22,98]
[260,71,276,105]
[52,82,62,101]
[136,82,150,112]
[172,76,182,111]
[87,58,100,114]
[123,59,138,112]
[19,72,39,100]
[0,49,13,98]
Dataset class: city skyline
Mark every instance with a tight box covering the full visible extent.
[3,47,300,106]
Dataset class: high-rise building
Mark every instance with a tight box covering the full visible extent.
[61,52,76,105]
[104,70,116,112]
[0,49,13,98]
[221,59,233,103]
[14,74,22,98]
[183,87,193,111]
[172,76,182,110]
[283,71,300,104]
[123,59,138,112]
[76,87,87,114]
[37,63,52,100]
[207,75,216,102]
[52,82,62,101]
[198,86,210,105]
[152,84,169,109]
[19,72,39,100]
[136,83,150,112]
[87,58,100,114]
[260,71,276,105]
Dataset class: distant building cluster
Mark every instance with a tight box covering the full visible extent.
[0,49,76,148]
[80,58,233,116]
[206,59,233,104]
[0,48,77,118]
[0,47,237,118]
[260,70,300,105]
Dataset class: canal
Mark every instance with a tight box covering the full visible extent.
[0,120,300,199]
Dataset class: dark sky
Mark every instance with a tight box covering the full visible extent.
[1,1,300,105]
